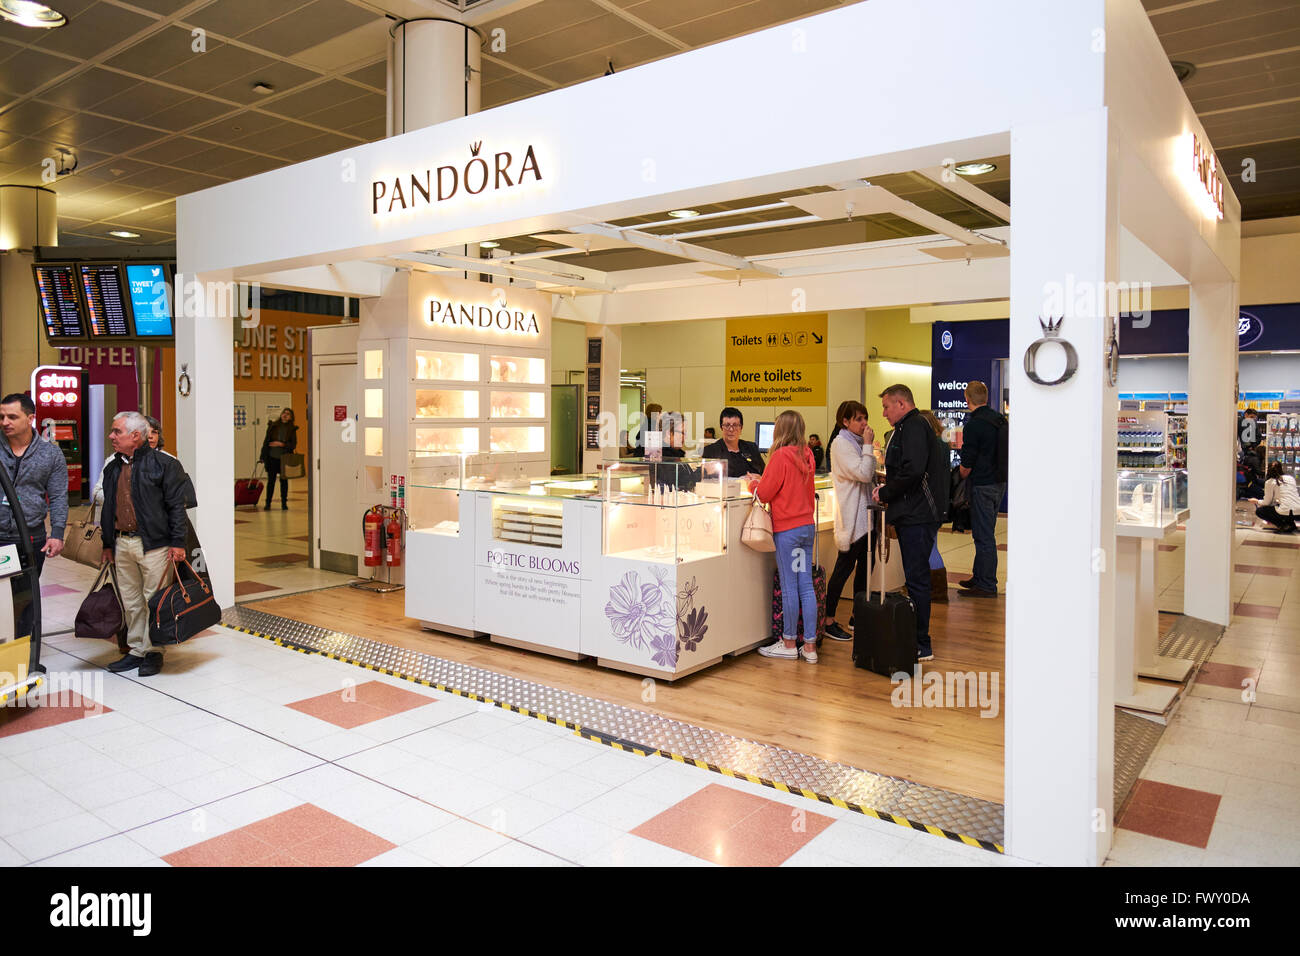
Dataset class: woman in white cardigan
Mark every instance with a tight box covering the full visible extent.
[1252,461,1300,532]
[823,400,876,642]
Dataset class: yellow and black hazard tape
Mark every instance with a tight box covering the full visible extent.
[0,673,43,707]
[661,752,1003,853]
[222,618,1002,853]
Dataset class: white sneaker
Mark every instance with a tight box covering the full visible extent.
[799,643,818,663]
[758,640,798,659]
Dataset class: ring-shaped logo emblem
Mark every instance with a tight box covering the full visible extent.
[941,330,953,351]
[1024,316,1079,387]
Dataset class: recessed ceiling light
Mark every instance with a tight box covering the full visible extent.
[479,240,500,248]
[1171,60,1196,83]
[953,162,997,176]
[251,82,275,95]
[668,209,699,219]
[108,230,140,239]
[0,1,67,28]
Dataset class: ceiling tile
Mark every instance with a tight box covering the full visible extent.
[188,109,284,141]
[82,123,169,155]
[103,26,199,75]
[666,0,839,47]
[481,0,606,46]
[0,48,78,98]
[155,41,275,94]
[131,135,209,165]
[506,12,642,71]
[262,78,364,119]
[188,0,308,37]
[227,118,320,152]
[203,59,319,104]
[126,0,216,13]
[276,130,354,161]
[144,95,234,131]
[40,112,127,145]
[211,153,282,178]
[298,91,384,129]
[345,60,386,92]
[30,3,157,60]
[92,80,196,124]
[183,142,265,172]
[0,0,97,45]
[339,114,385,142]
[0,102,75,136]
[36,68,141,111]
[241,0,381,57]
[539,34,676,86]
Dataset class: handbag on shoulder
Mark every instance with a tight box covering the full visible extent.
[148,557,221,645]
[740,493,775,552]
[75,561,128,652]
[63,503,105,568]
[280,453,306,479]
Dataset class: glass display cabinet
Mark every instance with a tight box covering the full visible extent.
[601,459,729,564]
[1117,471,1176,530]
[406,453,464,536]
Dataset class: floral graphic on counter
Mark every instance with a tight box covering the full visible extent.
[606,571,709,669]
[605,571,675,652]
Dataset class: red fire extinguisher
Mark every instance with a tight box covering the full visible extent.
[363,509,384,567]
[385,514,403,567]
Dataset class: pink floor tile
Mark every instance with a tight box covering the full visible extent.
[0,691,111,738]
[286,680,435,729]
[1234,603,1281,620]
[1197,661,1261,691]
[167,804,395,867]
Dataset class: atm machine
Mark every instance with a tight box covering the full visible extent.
[31,365,90,507]
[0,460,45,705]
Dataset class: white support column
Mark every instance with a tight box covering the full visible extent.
[1184,281,1238,625]
[176,270,235,608]
[1006,109,1118,866]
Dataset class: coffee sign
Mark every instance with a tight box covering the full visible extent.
[371,141,543,217]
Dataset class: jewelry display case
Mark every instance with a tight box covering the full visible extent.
[1117,471,1176,531]
[600,459,729,564]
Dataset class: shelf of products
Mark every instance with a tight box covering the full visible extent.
[489,355,545,385]
[493,497,565,548]
[415,388,479,419]
[415,349,479,382]
[489,389,545,419]
[415,425,480,455]
[1165,413,1187,469]
[1117,411,1167,469]
[1266,413,1300,479]
[490,425,545,454]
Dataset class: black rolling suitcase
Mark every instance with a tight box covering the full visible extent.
[852,518,918,676]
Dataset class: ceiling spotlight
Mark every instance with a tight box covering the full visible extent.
[953,162,997,176]
[668,209,699,219]
[251,82,275,95]
[108,230,140,239]
[0,1,67,28]
[479,240,500,248]
[1171,60,1196,83]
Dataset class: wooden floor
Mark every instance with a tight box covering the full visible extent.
[253,585,1013,803]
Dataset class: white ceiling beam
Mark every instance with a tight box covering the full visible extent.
[569,223,782,276]
[393,251,616,291]
[915,166,1012,222]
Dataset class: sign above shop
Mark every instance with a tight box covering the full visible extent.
[427,299,541,336]
[1188,133,1225,221]
[724,313,828,406]
[371,141,543,217]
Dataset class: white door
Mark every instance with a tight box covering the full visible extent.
[317,363,358,560]
[233,391,256,479]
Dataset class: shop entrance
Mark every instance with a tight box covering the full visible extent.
[316,361,359,572]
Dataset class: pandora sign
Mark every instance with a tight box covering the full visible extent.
[371,141,543,216]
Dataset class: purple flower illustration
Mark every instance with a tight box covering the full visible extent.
[605,571,675,650]
[679,605,708,652]
[650,628,678,668]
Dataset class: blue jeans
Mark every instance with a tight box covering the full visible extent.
[774,523,818,643]
[970,483,1005,591]
[895,522,940,655]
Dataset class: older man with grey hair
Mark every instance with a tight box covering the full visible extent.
[99,411,189,676]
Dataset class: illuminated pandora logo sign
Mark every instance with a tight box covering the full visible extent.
[372,142,543,216]
[428,299,541,336]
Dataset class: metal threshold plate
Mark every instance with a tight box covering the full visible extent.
[222,604,1005,850]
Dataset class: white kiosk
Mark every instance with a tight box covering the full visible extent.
[177,0,1242,865]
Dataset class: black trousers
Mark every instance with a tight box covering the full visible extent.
[263,457,287,505]
[826,529,874,618]
[1256,505,1296,530]
[895,522,941,654]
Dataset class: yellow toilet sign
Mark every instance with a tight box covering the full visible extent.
[724,313,828,405]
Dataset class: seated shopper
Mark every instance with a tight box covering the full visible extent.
[1252,462,1300,532]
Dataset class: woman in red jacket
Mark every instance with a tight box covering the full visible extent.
[754,410,819,663]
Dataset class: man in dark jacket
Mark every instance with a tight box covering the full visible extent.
[957,381,1006,597]
[100,412,189,676]
[873,384,949,662]
[1,393,68,639]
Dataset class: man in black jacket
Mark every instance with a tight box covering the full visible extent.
[873,384,949,662]
[957,381,1006,597]
[99,412,189,677]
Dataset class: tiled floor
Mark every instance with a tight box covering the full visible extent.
[232,488,355,602]
[4,505,1298,867]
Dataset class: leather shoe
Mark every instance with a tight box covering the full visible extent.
[138,652,164,677]
[958,586,998,598]
[958,579,975,589]
[107,653,142,673]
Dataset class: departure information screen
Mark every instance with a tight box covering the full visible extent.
[125,263,173,336]
[33,264,86,339]
[79,263,132,337]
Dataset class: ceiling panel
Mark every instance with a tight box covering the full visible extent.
[209,154,282,179]
[92,80,198,124]
[345,60,386,92]
[41,111,131,145]
[143,94,234,131]
[183,143,267,173]
[276,130,356,161]
[28,3,156,59]
[262,78,367,118]
[204,59,319,104]
[126,0,215,13]
[240,0,381,57]
[103,25,199,75]
[539,34,676,86]
[480,0,606,46]
[82,122,170,155]
[299,91,384,128]
[506,13,642,72]
[155,41,276,93]
[188,0,311,38]
[0,48,77,98]
[227,118,323,152]
[131,135,210,165]
[1202,100,1300,148]
[339,114,385,142]
[0,102,75,136]
[1159,22,1300,64]
[188,109,285,141]
[666,0,840,47]
[36,68,142,111]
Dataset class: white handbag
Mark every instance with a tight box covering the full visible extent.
[740,494,775,552]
